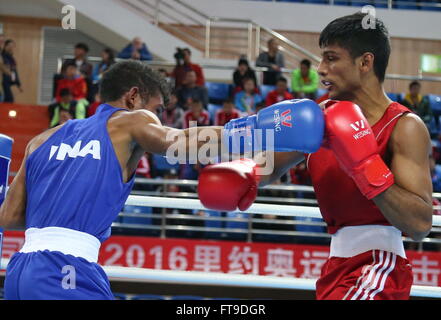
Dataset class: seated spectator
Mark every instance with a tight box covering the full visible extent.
[62,42,93,79]
[158,68,174,88]
[401,81,433,127]
[55,62,88,103]
[232,56,257,94]
[183,98,210,129]
[160,91,184,128]
[48,88,88,127]
[215,98,240,126]
[0,34,11,103]
[177,70,208,110]
[87,92,102,117]
[2,39,22,103]
[256,38,285,85]
[265,77,293,106]
[234,77,264,114]
[171,48,205,88]
[92,48,115,84]
[59,108,73,125]
[291,59,319,100]
[118,37,152,61]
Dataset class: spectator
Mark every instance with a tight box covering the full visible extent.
[55,62,88,103]
[118,37,152,61]
[171,48,205,88]
[87,92,102,117]
[158,68,174,88]
[0,34,11,102]
[265,77,293,106]
[431,149,441,192]
[59,108,73,125]
[63,43,93,79]
[256,38,285,85]
[48,88,88,127]
[2,39,22,103]
[401,81,433,127]
[215,98,240,126]
[291,59,319,100]
[160,91,184,128]
[176,70,208,110]
[92,48,115,84]
[232,56,257,94]
[183,98,209,129]
[234,77,264,114]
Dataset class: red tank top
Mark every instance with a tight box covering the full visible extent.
[307,102,411,234]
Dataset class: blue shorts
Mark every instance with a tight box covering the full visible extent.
[4,250,113,300]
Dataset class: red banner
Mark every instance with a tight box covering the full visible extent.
[2,231,441,286]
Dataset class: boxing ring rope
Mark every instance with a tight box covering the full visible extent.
[125,195,441,227]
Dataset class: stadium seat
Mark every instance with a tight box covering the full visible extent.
[394,0,419,10]
[373,0,388,8]
[152,153,180,172]
[333,1,351,5]
[386,92,398,101]
[207,103,223,124]
[121,205,153,225]
[428,94,441,114]
[351,0,374,6]
[259,85,276,99]
[206,82,231,102]
[420,0,441,11]
[303,0,327,3]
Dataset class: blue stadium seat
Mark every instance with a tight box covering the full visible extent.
[206,82,231,101]
[259,85,276,99]
[152,153,180,172]
[428,94,441,114]
[351,0,374,6]
[373,0,388,8]
[386,92,398,101]
[420,0,441,11]
[395,0,419,10]
[303,0,327,3]
[122,205,152,225]
[207,103,223,123]
[132,294,166,300]
[333,0,351,5]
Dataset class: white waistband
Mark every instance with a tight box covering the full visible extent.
[19,227,101,263]
[330,225,406,259]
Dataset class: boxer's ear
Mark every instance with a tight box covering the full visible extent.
[125,87,140,110]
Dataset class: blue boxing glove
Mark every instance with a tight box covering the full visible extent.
[0,134,13,207]
[223,99,324,154]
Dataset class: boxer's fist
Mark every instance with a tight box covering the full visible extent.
[198,159,259,211]
[223,99,324,154]
[324,101,394,199]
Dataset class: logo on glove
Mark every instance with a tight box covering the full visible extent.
[274,109,293,132]
[350,120,371,140]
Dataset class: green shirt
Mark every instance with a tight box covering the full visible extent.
[291,68,319,94]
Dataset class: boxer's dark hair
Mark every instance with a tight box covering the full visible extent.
[409,81,421,89]
[99,60,169,106]
[319,12,390,83]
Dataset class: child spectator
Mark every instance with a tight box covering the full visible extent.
[48,88,88,127]
[160,91,184,128]
[183,98,209,129]
[215,98,240,126]
[87,92,102,117]
[265,77,293,106]
[232,57,257,94]
[234,77,264,115]
[55,62,88,103]
[59,108,73,125]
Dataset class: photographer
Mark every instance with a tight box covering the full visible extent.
[171,47,205,89]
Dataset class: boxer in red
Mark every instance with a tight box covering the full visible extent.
[198,12,433,300]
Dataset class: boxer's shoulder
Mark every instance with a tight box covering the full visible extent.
[27,125,66,156]
[108,109,161,130]
[390,112,430,153]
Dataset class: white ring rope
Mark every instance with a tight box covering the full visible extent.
[126,195,441,227]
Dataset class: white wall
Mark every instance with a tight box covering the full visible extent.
[187,0,441,41]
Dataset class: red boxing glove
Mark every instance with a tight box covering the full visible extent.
[198,159,260,211]
[324,101,394,199]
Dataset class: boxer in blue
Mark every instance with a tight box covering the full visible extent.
[0,60,324,299]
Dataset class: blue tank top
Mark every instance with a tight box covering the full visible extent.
[25,104,135,242]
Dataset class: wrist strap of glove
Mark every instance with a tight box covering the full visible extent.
[352,154,394,200]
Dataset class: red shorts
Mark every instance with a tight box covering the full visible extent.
[316,250,413,300]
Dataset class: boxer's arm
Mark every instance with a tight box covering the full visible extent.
[373,114,433,241]
[254,151,305,186]
[129,110,223,162]
[0,143,29,229]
